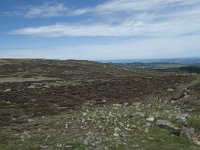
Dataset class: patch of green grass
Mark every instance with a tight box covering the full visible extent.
[145,126,199,150]
[189,119,200,133]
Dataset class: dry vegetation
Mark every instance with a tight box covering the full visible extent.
[0,59,200,150]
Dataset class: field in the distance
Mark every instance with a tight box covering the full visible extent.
[0,59,200,150]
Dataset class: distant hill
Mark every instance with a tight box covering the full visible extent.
[100,58,200,64]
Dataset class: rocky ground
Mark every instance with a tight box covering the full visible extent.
[0,59,200,150]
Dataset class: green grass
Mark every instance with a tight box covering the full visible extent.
[144,126,199,150]
[189,119,200,133]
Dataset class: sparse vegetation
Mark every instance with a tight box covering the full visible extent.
[0,59,200,149]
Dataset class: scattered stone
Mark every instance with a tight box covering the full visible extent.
[174,114,189,125]
[167,88,175,92]
[132,144,139,148]
[82,112,87,116]
[28,118,34,122]
[171,100,175,104]
[146,123,151,126]
[43,85,50,88]
[65,123,69,129]
[147,137,154,140]
[114,127,121,132]
[171,93,190,100]
[39,145,48,149]
[144,128,149,133]
[123,102,128,106]
[113,104,121,107]
[113,127,121,137]
[6,101,11,104]
[83,140,89,145]
[113,132,119,137]
[28,85,35,89]
[131,112,145,118]
[133,102,141,109]
[11,118,16,121]
[102,99,106,102]
[171,93,185,100]
[156,120,181,135]
[146,116,154,122]
[183,93,190,99]
[65,145,73,148]
[56,144,62,148]
[4,88,11,92]
[20,131,31,141]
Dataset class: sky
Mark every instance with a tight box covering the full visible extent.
[0,0,200,60]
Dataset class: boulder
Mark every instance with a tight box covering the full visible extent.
[174,114,188,125]
[156,120,181,135]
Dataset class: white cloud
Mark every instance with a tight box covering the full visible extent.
[8,0,200,37]
[1,35,200,60]
[25,3,69,18]
[94,0,199,13]
[4,0,200,18]
[10,16,200,37]
[2,10,21,16]
[2,0,200,59]
[10,22,157,37]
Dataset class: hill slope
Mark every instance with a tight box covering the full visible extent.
[0,59,200,150]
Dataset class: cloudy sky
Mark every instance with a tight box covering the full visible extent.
[0,0,200,60]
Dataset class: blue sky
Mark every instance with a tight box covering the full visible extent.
[0,0,200,60]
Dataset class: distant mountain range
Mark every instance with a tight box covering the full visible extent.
[99,58,200,64]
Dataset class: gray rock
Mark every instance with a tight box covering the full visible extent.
[102,99,106,102]
[156,120,181,135]
[183,93,190,99]
[167,88,175,92]
[43,85,50,88]
[6,101,11,104]
[28,85,35,89]
[131,112,145,118]
[172,92,190,100]
[146,116,154,122]
[4,89,11,92]
[175,114,189,125]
